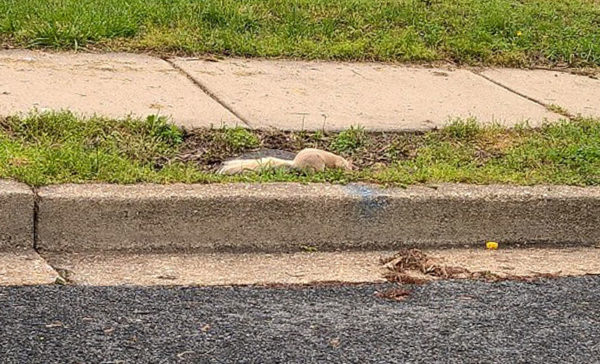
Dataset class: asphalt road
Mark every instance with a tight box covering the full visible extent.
[1,276,599,363]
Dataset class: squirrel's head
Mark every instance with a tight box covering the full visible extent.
[336,157,354,171]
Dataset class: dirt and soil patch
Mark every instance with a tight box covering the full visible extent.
[174,127,425,171]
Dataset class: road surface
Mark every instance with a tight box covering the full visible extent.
[1,276,599,363]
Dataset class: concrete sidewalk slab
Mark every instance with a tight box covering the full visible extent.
[481,69,600,117]
[172,58,560,131]
[0,249,58,285]
[36,183,600,253]
[0,50,241,129]
[0,180,34,250]
[41,251,387,286]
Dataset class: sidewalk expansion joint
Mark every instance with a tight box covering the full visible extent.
[162,58,255,128]
[469,70,574,119]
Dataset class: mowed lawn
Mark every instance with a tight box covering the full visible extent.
[0,0,599,67]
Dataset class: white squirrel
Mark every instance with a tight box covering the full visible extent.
[217,148,354,175]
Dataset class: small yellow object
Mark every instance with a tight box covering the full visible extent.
[486,241,499,250]
[516,31,523,36]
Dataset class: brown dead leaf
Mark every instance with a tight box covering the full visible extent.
[381,249,561,284]
[376,288,411,301]
[330,337,341,348]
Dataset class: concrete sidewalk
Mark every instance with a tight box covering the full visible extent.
[1,49,599,131]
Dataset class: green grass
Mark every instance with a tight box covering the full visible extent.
[0,112,189,185]
[1,111,600,187]
[1,0,600,67]
[375,118,600,186]
[330,126,368,154]
[220,127,260,152]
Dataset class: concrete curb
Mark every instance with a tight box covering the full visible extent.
[0,181,34,250]
[33,183,600,253]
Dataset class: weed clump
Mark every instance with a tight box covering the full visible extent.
[330,126,368,154]
[220,127,260,152]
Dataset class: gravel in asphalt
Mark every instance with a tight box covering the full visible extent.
[1,276,599,363]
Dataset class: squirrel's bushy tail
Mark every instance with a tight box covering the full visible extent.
[217,157,293,175]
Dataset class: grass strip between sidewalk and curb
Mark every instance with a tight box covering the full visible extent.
[1,111,599,187]
[1,0,600,67]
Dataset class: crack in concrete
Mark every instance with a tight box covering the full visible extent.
[32,247,69,285]
[29,187,64,284]
[30,186,39,251]
[469,70,574,119]
[34,251,64,285]
[161,58,254,128]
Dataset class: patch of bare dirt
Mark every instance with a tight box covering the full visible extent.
[174,129,425,171]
